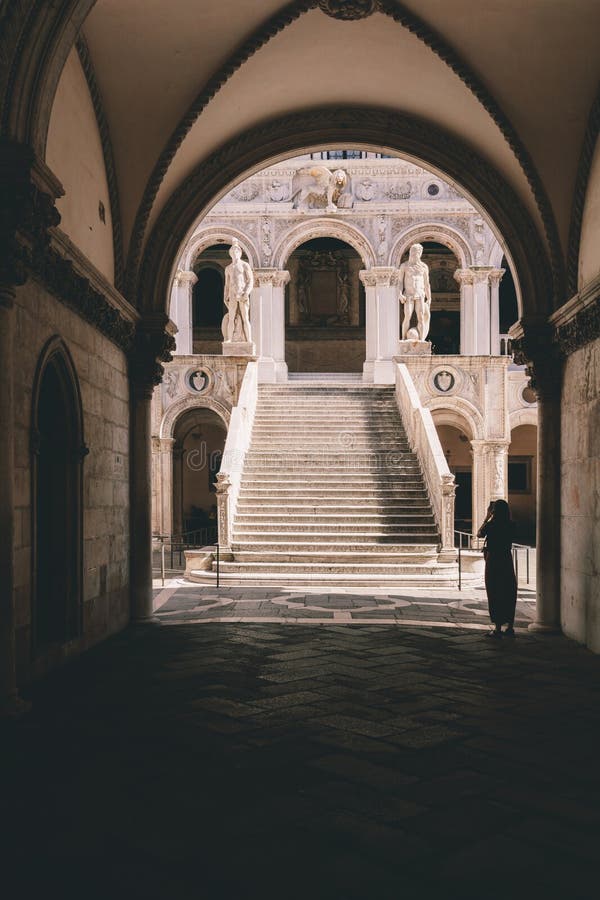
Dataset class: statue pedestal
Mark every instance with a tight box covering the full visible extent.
[394,340,432,358]
[222,341,256,357]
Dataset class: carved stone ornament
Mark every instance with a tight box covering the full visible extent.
[433,370,455,393]
[186,368,211,394]
[318,0,379,19]
[130,324,176,391]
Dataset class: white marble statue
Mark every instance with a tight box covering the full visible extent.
[292,165,347,212]
[222,240,254,343]
[398,242,432,342]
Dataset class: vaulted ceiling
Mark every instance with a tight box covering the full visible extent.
[39,0,600,303]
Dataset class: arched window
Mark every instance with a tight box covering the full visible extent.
[31,338,86,650]
[192,263,225,329]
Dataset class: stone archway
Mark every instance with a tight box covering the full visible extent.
[272,217,376,270]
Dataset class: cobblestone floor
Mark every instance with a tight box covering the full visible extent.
[3,587,599,900]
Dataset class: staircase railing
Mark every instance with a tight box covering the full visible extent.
[215,361,259,556]
[395,363,456,559]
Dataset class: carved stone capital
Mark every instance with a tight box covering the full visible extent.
[174,269,198,287]
[359,267,399,288]
[254,268,290,288]
[318,0,379,19]
[453,268,474,287]
[129,318,176,395]
[471,268,492,285]
[488,268,506,286]
[0,141,62,286]
[511,320,562,401]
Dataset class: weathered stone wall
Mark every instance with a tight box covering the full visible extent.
[13,280,130,679]
[561,336,600,651]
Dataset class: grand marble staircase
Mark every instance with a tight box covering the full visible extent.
[189,379,458,586]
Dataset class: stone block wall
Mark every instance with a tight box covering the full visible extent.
[13,279,130,679]
[561,336,600,651]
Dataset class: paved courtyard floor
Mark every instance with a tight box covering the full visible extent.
[3,582,599,899]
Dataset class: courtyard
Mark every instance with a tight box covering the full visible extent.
[3,591,599,899]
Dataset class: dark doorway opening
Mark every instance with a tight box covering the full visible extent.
[32,340,84,650]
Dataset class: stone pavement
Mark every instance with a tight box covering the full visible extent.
[3,590,600,900]
[153,579,537,629]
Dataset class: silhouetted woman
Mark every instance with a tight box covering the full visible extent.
[477,499,517,638]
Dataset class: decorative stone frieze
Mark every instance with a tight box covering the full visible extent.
[318,1,379,20]
[511,320,562,400]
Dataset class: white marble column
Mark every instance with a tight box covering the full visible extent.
[170,270,197,356]
[473,270,492,355]
[0,286,29,715]
[470,440,487,540]
[159,438,175,537]
[130,381,159,623]
[454,268,474,355]
[488,441,509,501]
[455,268,494,355]
[250,269,289,382]
[360,267,400,383]
[488,268,505,356]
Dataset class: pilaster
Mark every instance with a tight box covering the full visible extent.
[251,269,290,382]
[488,268,505,355]
[128,318,176,624]
[171,270,197,355]
[512,321,562,633]
[360,267,400,383]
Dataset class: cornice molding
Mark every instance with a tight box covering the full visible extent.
[566,85,600,296]
[50,227,138,326]
[124,0,563,309]
[75,33,124,292]
[550,273,600,358]
[30,235,136,353]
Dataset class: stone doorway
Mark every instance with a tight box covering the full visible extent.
[172,408,226,540]
[32,341,84,651]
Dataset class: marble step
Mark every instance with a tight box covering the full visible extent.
[212,561,448,576]
[235,515,436,527]
[238,489,431,500]
[188,570,458,587]
[231,540,438,553]
[234,524,439,535]
[234,544,437,565]
[236,496,433,508]
[232,530,438,543]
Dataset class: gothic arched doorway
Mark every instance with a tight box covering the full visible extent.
[285,237,365,372]
[31,339,85,651]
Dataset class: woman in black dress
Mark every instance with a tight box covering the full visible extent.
[477,499,517,638]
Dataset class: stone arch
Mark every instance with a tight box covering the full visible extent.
[160,394,231,440]
[181,227,260,271]
[139,109,553,322]
[272,217,377,270]
[488,238,507,269]
[509,407,538,430]
[390,224,473,269]
[427,397,484,442]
